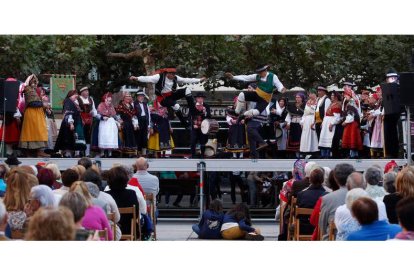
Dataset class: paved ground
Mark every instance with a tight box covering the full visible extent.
[156,220,280,241]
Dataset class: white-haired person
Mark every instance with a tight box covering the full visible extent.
[364,166,387,200]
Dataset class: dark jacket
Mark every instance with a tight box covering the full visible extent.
[198,210,224,239]
[222,214,255,233]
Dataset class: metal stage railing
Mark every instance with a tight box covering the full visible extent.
[6,157,408,171]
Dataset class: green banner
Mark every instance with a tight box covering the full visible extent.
[50,75,75,110]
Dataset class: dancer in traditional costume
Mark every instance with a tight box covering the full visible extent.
[367,93,383,158]
[129,66,205,127]
[134,90,151,156]
[341,87,363,158]
[189,92,211,158]
[299,90,319,155]
[314,85,331,140]
[96,92,119,157]
[268,97,288,157]
[116,91,138,157]
[285,93,305,157]
[226,97,247,158]
[148,106,174,158]
[78,86,97,157]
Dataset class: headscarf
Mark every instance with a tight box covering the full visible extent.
[293,159,306,180]
[295,92,305,103]
[101,92,112,103]
[24,74,38,87]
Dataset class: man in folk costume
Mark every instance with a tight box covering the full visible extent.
[77,86,97,157]
[225,64,286,118]
[189,92,211,158]
[18,74,50,157]
[134,90,151,156]
[314,85,331,140]
[382,68,402,158]
[367,92,383,158]
[226,96,247,158]
[0,78,22,156]
[129,66,206,127]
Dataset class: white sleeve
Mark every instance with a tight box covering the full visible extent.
[147,104,152,127]
[265,103,271,115]
[232,74,258,82]
[324,99,331,116]
[285,113,291,124]
[67,114,74,124]
[344,113,354,124]
[226,115,233,125]
[176,75,201,84]
[372,109,381,117]
[91,97,98,117]
[272,74,285,92]
[137,74,160,84]
[13,108,22,118]
[333,112,342,125]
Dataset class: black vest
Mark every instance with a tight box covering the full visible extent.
[155,73,177,96]
[317,96,329,122]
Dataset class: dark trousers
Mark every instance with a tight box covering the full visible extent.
[383,113,400,158]
[315,122,322,141]
[160,88,195,126]
[136,118,149,151]
[191,128,208,157]
[244,91,269,113]
[229,174,248,204]
[247,120,265,158]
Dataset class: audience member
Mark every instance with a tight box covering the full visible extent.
[364,166,386,200]
[53,169,79,201]
[0,164,9,197]
[383,172,397,194]
[192,199,224,239]
[78,157,93,170]
[394,197,414,240]
[347,197,401,241]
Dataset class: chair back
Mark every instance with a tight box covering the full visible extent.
[97,228,109,241]
[119,205,137,241]
[328,220,337,241]
[11,229,25,240]
[107,212,117,241]
[287,197,297,241]
[145,193,156,240]
[293,207,314,241]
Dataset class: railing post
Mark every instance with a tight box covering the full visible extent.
[197,161,206,219]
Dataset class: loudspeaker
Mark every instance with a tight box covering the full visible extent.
[400,72,414,106]
[0,79,20,113]
[381,82,401,115]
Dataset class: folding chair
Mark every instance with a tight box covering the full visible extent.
[119,205,138,241]
[107,212,117,241]
[97,228,109,241]
[145,193,157,240]
[293,207,314,241]
[328,220,337,241]
[286,197,297,241]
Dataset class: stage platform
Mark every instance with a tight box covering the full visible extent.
[4,157,408,171]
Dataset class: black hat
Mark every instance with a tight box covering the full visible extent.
[79,86,89,93]
[386,68,399,78]
[317,85,328,92]
[4,155,21,166]
[255,64,270,73]
[343,79,355,87]
[195,92,206,98]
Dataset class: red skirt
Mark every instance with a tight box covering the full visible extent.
[0,120,20,144]
[342,121,363,150]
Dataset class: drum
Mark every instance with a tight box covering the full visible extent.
[204,138,218,157]
[201,119,219,135]
[274,126,283,140]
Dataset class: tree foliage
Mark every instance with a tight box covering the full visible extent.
[1,35,413,99]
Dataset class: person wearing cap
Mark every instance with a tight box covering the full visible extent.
[189,92,211,158]
[4,155,21,168]
[367,92,383,158]
[78,86,98,157]
[341,84,363,158]
[115,91,138,157]
[95,92,119,157]
[19,74,50,158]
[382,68,402,158]
[134,90,152,156]
[314,85,331,140]
[318,91,342,158]
[129,67,206,127]
[299,90,319,156]
[285,92,305,157]
[225,64,286,118]
[54,90,86,158]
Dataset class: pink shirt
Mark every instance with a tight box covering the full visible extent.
[81,205,113,241]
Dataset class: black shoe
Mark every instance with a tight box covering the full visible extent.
[173,203,182,208]
[244,232,265,241]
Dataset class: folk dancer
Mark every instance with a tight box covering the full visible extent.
[189,92,211,158]
[18,74,50,157]
[226,96,247,158]
[225,64,286,118]
[318,91,342,158]
[367,92,383,158]
[96,92,120,157]
[78,86,97,157]
[54,90,86,157]
[116,91,138,157]
[314,85,331,140]
[134,90,151,156]
[267,97,288,158]
[285,93,305,158]
[299,90,319,156]
[147,106,174,158]
[129,66,206,127]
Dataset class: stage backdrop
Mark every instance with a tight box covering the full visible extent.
[50,75,75,110]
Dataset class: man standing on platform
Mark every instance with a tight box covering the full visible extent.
[134,90,151,156]
[129,66,206,127]
[314,85,331,140]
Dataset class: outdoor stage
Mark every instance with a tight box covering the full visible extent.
[7,158,408,171]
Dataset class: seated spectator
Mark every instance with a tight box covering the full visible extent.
[70,181,113,240]
[383,172,397,194]
[85,182,109,212]
[53,169,79,202]
[0,200,9,240]
[3,168,32,230]
[364,166,386,200]
[25,185,56,215]
[78,157,93,170]
[221,203,264,241]
[192,199,224,239]
[71,165,86,180]
[0,164,10,197]
[383,167,414,224]
[105,166,147,239]
[37,168,58,190]
[82,168,121,240]
[297,167,328,234]
[347,197,401,241]
[25,206,76,241]
[131,158,159,208]
[59,191,95,241]
[45,163,62,189]
[394,197,414,240]
[291,161,316,198]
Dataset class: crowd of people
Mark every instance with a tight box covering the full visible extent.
[0,157,159,241]
[0,64,406,160]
